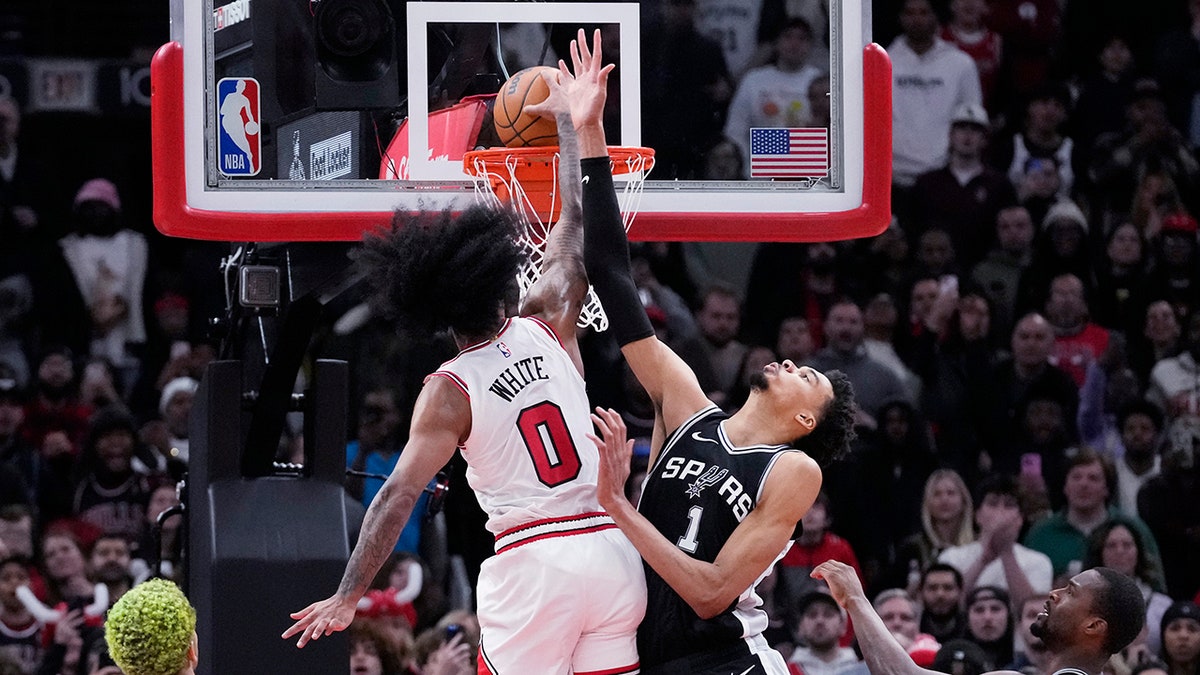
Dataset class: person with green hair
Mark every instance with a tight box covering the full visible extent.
[104,578,198,675]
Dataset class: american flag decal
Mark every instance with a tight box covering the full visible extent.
[750,127,829,178]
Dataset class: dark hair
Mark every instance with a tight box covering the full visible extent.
[779,16,813,39]
[1065,447,1117,504]
[793,370,856,466]
[75,406,139,481]
[358,204,526,339]
[921,562,964,590]
[973,473,1019,510]
[349,619,408,674]
[1091,567,1146,654]
[931,639,989,675]
[1083,521,1160,586]
[1116,399,1164,434]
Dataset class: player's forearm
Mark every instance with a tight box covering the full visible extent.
[576,119,607,159]
[553,112,584,236]
[604,498,733,619]
[581,157,653,346]
[336,479,417,601]
[841,595,933,675]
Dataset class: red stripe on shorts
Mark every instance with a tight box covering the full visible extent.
[575,662,641,675]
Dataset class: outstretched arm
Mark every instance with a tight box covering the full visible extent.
[571,29,711,434]
[282,378,467,648]
[812,561,1027,675]
[592,408,820,618]
[520,66,589,353]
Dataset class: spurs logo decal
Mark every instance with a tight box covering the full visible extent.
[685,466,728,499]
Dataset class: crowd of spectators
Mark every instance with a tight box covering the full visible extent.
[2,0,1200,673]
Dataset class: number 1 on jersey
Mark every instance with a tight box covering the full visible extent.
[678,505,703,553]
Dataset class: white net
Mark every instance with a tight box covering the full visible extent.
[466,148,654,331]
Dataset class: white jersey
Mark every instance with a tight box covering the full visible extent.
[429,316,600,536]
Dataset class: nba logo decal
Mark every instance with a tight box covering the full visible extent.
[496,342,512,358]
[216,77,261,176]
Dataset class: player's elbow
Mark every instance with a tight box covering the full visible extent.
[686,583,737,620]
[376,481,420,518]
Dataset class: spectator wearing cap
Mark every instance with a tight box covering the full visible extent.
[1159,601,1200,675]
[889,0,983,192]
[1147,212,1200,322]
[53,178,152,395]
[135,376,195,480]
[938,474,1052,608]
[963,586,1014,669]
[787,589,861,675]
[1015,200,1095,320]
[997,85,1076,202]
[909,102,1016,270]
[932,638,990,675]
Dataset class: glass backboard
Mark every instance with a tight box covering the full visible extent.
[153,0,891,241]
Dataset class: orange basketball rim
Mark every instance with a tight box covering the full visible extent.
[463,145,655,225]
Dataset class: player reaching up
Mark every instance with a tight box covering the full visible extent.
[283,29,646,674]
[811,560,1145,675]
[570,27,859,674]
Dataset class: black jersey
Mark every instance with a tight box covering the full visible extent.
[0,616,41,675]
[636,405,799,668]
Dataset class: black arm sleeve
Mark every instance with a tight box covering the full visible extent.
[581,156,655,347]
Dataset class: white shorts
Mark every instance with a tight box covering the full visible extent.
[476,513,647,674]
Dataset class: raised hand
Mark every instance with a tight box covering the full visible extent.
[524,28,614,130]
[281,594,356,648]
[588,407,634,511]
[811,560,867,608]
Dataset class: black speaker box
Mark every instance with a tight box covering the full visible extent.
[188,359,351,675]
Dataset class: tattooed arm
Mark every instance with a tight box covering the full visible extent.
[282,377,468,647]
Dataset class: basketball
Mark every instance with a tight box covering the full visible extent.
[493,66,558,148]
[245,121,259,135]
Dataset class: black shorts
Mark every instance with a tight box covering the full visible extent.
[641,644,783,675]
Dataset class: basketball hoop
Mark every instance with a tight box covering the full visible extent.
[463,145,655,331]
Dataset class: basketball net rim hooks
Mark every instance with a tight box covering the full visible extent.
[463,145,655,332]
